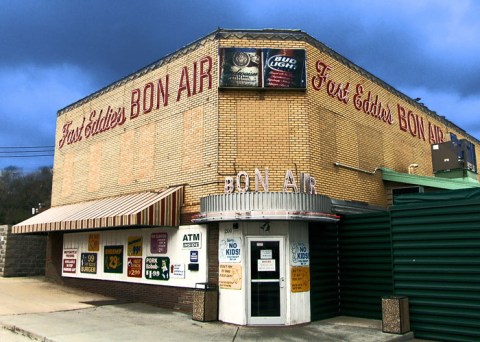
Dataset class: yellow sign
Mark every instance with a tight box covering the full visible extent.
[128,236,143,256]
[88,233,100,252]
[219,264,242,290]
[291,266,310,293]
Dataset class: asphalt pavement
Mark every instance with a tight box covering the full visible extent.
[0,277,415,342]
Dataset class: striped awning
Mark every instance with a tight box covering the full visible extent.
[13,186,183,234]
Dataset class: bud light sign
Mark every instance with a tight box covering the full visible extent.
[219,48,306,89]
[263,49,306,89]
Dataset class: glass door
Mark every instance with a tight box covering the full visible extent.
[247,237,285,325]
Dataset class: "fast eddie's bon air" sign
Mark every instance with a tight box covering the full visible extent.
[58,48,446,150]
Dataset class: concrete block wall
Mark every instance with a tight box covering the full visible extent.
[0,225,47,277]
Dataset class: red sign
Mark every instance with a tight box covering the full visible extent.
[127,258,142,278]
[63,248,77,273]
[63,259,76,273]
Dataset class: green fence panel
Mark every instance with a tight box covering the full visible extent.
[309,222,340,321]
[338,212,392,319]
[391,197,480,342]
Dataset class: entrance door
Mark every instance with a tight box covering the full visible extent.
[247,237,285,325]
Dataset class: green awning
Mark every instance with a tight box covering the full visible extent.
[381,168,480,190]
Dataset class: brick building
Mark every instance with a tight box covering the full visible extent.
[13,29,479,325]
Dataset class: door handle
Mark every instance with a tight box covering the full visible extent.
[279,276,285,288]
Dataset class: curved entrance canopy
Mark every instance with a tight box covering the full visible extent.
[192,192,340,223]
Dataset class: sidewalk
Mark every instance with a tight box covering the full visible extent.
[0,277,414,342]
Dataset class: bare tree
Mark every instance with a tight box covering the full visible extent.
[0,166,52,224]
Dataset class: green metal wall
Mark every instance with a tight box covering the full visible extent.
[338,212,393,319]
[309,222,340,320]
[391,198,480,342]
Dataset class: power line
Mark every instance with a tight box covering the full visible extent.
[0,150,54,154]
[0,145,55,158]
[0,154,54,158]
[0,146,54,149]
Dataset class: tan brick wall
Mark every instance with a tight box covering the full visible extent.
[52,39,220,216]
[52,33,479,215]
[215,37,478,207]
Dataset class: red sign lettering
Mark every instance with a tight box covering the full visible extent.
[311,59,444,143]
[59,56,212,149]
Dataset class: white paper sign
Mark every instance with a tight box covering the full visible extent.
[258,259,276,272]
[260,249,272,259]
[170,264,185,279]
[291,242,310,266]
[219,237,242,263]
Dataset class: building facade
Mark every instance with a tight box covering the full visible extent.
[14,29,479,326]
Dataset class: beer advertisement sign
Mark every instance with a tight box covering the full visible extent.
[263,49,306,88]
[219,48,306,89]
[219,48,262,87]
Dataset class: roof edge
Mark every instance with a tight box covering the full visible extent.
[381,167,480,190]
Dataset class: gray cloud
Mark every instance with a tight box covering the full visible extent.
[1,0,479,170]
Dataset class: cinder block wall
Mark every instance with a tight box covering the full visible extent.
[0,225,47,277]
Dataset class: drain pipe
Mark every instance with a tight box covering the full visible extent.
[333,162,380,175]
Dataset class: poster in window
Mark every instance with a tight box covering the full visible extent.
[104,245,124,274]
[219,48,262,88]
[263,49,306,89]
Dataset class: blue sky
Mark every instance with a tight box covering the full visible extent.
[1,0,479,171]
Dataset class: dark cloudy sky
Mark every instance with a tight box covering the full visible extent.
[1,0,479,171]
